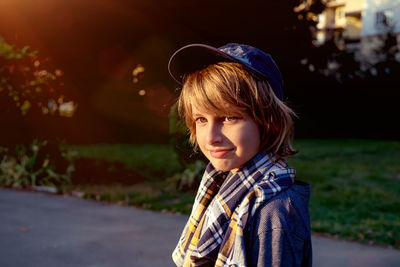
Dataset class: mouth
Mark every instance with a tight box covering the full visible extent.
[208,148,234,159]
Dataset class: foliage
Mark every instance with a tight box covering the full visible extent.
[168,103,207,190]
[285,21,400,139]
[292,0,327,65]
[0,37,77,117]
[0,139,76,189]
[373,26,399,62]
[169,103,198,165]
[168,160,206,192]
[299,9,400,83]
[330,25,399,84]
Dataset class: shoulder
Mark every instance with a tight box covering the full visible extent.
[247,180,311,241]
[244,181,312,267]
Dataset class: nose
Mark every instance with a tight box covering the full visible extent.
[206,121,223,145]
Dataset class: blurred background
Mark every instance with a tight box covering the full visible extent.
[1,0,399,144]
[1,0,399,249]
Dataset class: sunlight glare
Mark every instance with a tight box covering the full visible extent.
[59,101,77,117]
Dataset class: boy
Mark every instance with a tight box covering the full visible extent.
[168,43,312,267]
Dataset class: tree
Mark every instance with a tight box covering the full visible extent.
[0,37,77,117]
[0,38,78,188]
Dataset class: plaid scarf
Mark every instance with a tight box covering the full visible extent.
[172,151,295,267]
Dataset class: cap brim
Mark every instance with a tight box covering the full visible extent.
[168,44,240,85]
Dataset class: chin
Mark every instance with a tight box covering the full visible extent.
[210,160,238,172]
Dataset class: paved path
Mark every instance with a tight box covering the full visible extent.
[1,188,399,267]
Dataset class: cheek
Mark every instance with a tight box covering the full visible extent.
[238,124,261,153]
[195,127,206,151]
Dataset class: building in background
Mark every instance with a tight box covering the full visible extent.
[315,1,363,52]
[315,0,400,64]
[361,0,400,63]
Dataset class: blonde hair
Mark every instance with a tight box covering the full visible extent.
[177,62,298,158]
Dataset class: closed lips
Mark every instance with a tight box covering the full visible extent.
[208,148,234,158]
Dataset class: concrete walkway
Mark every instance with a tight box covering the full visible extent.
[1,188,399,267]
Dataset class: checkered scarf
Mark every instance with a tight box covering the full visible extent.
[172,151,295,267]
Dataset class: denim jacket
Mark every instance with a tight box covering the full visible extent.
[245,180,312,267]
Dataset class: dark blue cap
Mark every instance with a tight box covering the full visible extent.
[168,43,284,100]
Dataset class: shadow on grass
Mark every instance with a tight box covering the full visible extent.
[71,158,146,185]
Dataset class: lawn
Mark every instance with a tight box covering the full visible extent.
[290,139,400,248]
[69,139,400,248]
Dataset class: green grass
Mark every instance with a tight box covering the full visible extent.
[67,143,195,214]
[70,144,181,179]
[69,140,400,248]
[290,139,400,248]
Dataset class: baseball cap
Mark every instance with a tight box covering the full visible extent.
[168,43,284,100]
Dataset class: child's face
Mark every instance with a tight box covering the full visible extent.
[192,104,261,171]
